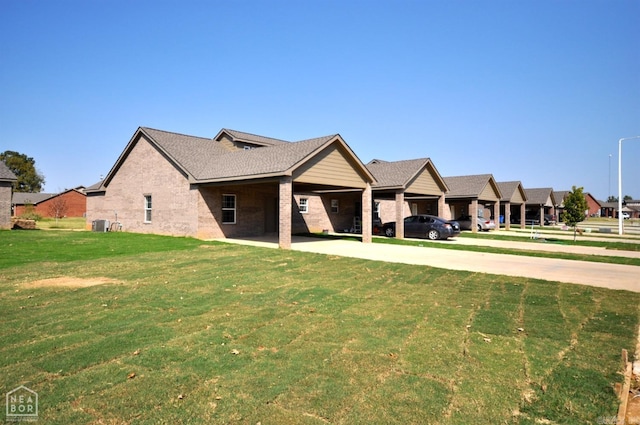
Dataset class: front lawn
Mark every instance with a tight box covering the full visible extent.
[0,231,637,424]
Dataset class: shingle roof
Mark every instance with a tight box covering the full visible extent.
[497,181,527,202]
[444,174,497,198]
[218,129,290,146]
[190,135,336,181]
[140,127,231,178]
[525,188,554,205]
[553,190,569,203]
[0,161,17,181]
[366,158,434,189]
[12,192,55,204]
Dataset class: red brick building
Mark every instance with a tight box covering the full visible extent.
[13,188,86,218]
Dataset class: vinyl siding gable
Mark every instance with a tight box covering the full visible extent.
[293,144,368,188]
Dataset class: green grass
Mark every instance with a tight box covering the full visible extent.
[34,217,87,230]
[1,230,638,424]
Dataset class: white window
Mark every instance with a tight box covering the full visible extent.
[331,199,339,214]
[144,195,152,223]
[299,198,308,214]
[222,194,236,224]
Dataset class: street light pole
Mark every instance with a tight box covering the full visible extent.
[618,136,640,235]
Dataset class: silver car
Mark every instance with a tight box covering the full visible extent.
[456,214,496,231]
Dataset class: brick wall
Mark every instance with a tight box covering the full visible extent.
[0,183,11,229]
[86,135,200,236]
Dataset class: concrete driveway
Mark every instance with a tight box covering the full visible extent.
[220,235,640,293]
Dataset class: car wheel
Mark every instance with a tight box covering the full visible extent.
[427,229,440,240]
[385,227,395,237]
[477,224,483,232]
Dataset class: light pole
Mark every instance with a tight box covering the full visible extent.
[618,136,640,235]
[608,154,612,200]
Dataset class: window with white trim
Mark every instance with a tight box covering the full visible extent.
[299,198,308,214]
[331,199,339,214]
[222,194,236,224]
[144,195,152,223]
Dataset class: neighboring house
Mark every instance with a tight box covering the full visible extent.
[524,188,556,225]
[443,174,502,232]
[86,127,375,249]
[625,199,640,219]
[366,158,448,239]
[12,188,87,218]
[554,190,601,220]
[584,193,601,218]
[599,201,617,218]
[497,181,527,230]
[0,161,17,229]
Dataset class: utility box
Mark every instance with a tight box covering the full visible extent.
[92,219,110,232]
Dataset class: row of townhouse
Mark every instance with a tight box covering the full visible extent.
[2,127,631,235]
[81,126,601,248]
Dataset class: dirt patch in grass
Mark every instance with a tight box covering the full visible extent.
[23,277,122,288]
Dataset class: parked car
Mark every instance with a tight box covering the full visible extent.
[622,212,630,220]
[382,215,461,240]
[456,214,496,231]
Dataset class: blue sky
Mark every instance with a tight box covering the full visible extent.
[1,0,638,200]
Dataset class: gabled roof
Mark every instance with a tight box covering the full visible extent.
[497,181,527,202]
[443,174,502,199]
[96,127,374,190]
[214,128,290,147]
[525,188,556,206]
[0,161,17,182]
[553,190,569,205]
[366,158,448,192]
[12,192,55,205]
[12,188,86,205]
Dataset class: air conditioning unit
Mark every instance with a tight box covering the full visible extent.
[92,219,110,232]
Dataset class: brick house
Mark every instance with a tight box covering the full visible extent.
[0,161,17,229]
[86,127,375,249]
[443,174,502,233]
[497,181,527,230]
[12,188,87,218]
[554,190,602,220]
[365,158,448,239]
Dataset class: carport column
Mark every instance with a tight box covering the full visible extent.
[438,193,446,218]
[471,199,479,233]
[493,201,500,231]
[520,203,526,229]
[504,202,511,230]
[395,190,405,239]
[539,207,544,227]
[278,176,292,249]
[361,183,372,243]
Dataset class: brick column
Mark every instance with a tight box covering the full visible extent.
[438,193,446,219]
[493,201,500,231]
[520,203,526,229]
[361,183,372,243]
[504,202,511,230]
[278,177,292,249]
[395,190,405,239]
[471,199,479,233]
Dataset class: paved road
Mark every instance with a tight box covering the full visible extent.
[221,235,640,293]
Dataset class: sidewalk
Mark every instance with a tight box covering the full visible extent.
[220,235,640,293]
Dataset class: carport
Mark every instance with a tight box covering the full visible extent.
[443,174,502,233]
[366,158,448,239]
[498,181,528,230]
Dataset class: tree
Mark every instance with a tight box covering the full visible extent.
[48,196,68,223]
[0,150,45,192]
[562,186,588,241]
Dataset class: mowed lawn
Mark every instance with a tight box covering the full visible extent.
[1,231,638,424]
